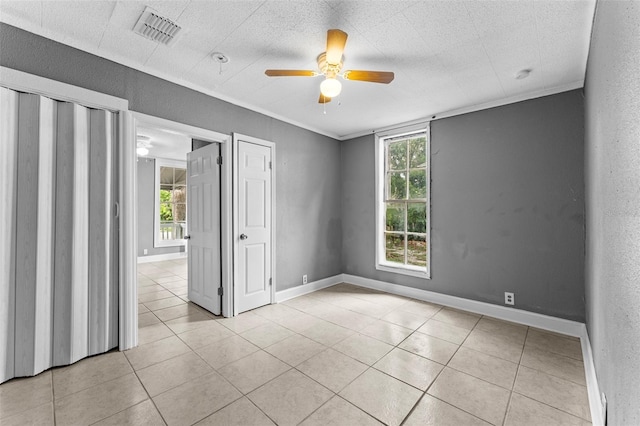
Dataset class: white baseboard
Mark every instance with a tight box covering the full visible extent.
[275,274,343,303]
[580,328,604,426]
[341,273,585,337]
[137,252,187,264]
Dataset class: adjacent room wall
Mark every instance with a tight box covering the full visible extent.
[137,158,185,258]
[584,2,640,424]
[0,23,343,291]
[342,90,586,321]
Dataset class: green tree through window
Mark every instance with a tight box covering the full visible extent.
[384,134,428,268]
[158,166,186,241]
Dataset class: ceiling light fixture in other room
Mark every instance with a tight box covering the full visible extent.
[212,52,229,64]
[320,77,342,98]
[212,52,230,75]
[136,146,149,156]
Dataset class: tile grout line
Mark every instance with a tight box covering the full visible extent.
[120,347,170,426]
[509,389,593,423]
[50,371,57,426]
[141,274,291,425]
[501,384,516,426]
[136,263,590,425]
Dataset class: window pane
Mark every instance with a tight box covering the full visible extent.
[160,167,174,184]
[173,186,187,203]
[174,168,186,185]
[173,223,185,239]
[407,203,426,233]
[409,170,426,199]
[385,233,405,264]
[409,137,426,168]
[159,223,174,241]
[160,203,173,221]
[175,203,186,221]
[160,186,173,201]
[385,203,405,232]
[407,234,427,266]
[387,172,407,199]
[387,141,407,171]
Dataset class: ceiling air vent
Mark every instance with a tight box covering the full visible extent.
[133,7,182,46]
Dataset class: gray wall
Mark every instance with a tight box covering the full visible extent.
[342,90,586,321]
[584,2,640,424]
[136,158,185,257]
[0,23,343,291]
[192,139,213,151]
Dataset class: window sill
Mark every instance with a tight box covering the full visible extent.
[154,240,186,248]
[376,262,431,279]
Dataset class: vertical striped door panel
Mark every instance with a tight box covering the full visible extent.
[0,89,119,383]
[0,87,18,383]
[88,109,113,356]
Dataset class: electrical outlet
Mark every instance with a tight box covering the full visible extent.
[302,275,308,285]
[505,292,515,305]
[143,249,148,255]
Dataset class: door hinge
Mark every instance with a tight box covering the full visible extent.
[217,287,223,296]
[269,278,272,286]
[269,161,272,169]
[217,156,222,165]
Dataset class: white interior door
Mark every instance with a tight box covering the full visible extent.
[235,138,273,314]
[187,142,221,315]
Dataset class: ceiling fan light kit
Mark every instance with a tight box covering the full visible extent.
[136,134,152,156]
[320,78,342,98]
[265,29,394,104]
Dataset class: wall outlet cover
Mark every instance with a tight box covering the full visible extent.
[505,292,515,305]
[303,274,308,284]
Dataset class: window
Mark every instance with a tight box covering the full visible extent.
[154,159,187,247]
[376,126,431,278]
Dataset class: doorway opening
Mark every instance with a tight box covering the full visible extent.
[132,112,232,317]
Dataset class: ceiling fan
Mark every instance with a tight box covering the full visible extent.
[264,29,394,104]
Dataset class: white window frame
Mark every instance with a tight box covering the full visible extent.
[154,158,187,248]
[375,124,431,279]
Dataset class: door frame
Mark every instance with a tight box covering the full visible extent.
[232,133,276,316]
[132,112,233,317]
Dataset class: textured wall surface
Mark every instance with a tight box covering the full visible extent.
[584,1,640,424]
[0,23,343,291]
[342,91,586,321]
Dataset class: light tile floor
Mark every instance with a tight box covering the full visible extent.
[0,259,592,425]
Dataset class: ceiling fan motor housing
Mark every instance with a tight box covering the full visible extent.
[317,52,343,78]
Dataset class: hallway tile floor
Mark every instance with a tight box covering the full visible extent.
[0,259,592,425]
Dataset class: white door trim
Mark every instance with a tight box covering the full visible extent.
[232,133,276,316]
[0,66,137,350]
[132,112,233,317]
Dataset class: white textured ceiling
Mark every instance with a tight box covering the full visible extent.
[138,126,191,161]
[0,0,595,140]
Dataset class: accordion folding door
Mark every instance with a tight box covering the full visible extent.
[0,87,119,383]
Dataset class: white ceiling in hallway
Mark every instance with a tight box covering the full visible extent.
[0,0,596,140]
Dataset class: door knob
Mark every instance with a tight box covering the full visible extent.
[184,235,191,240]
[240,234,248,240]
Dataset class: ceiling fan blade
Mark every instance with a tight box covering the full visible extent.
[326,29,348,64]
[343,70,395,84]
[318,93,332,104]
[265,70,317,77]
